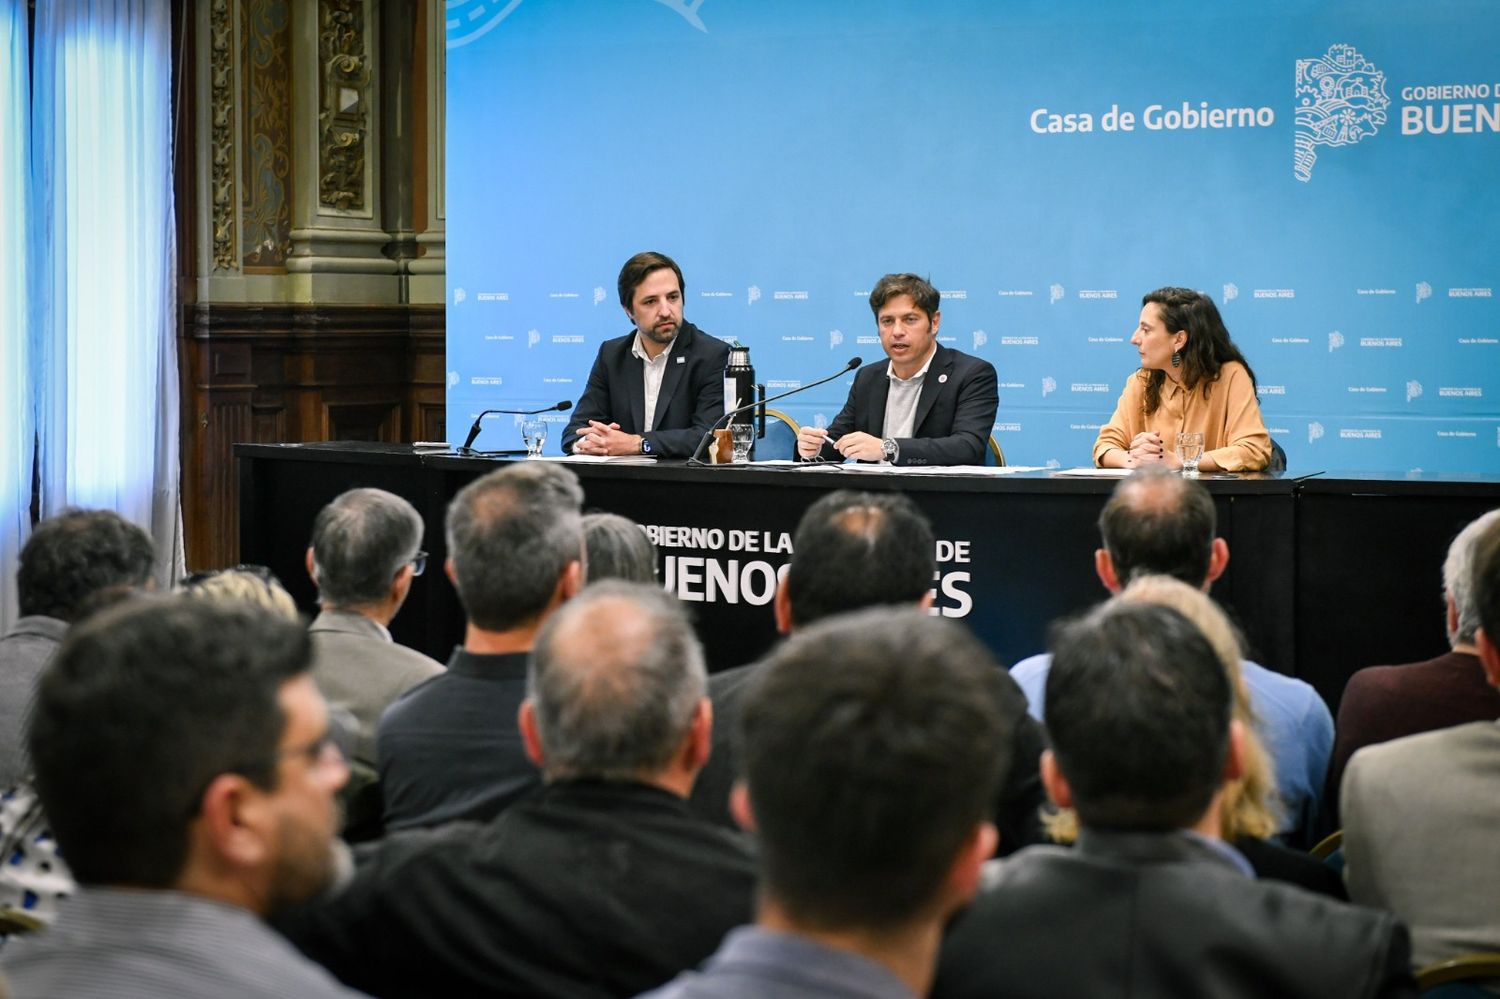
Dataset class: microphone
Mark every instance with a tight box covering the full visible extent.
[459,400,573,453]
[688,357,862,466]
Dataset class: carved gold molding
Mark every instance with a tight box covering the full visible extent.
[209,0,238,271]
[242,0,292,269]
[318,0,369,211]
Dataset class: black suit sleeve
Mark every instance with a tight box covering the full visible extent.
[560,347,616,454]
[993,712,1048,856]
[895,357,998,467]
[987,665,1048,856]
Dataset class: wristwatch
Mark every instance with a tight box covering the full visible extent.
[639,436,652,455]
[880,438,898,463]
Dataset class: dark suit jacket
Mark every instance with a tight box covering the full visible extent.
[562,321,730,458]
[811,344,998,466]
[688,657,1049,857]
[934,829,1416,999]
[281,780,757,999]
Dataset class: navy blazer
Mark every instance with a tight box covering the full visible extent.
[934,829,1416,999]
[562,321,730,458]
[813,344,998,466]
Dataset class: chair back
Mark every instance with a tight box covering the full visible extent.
[984,435,1006,466]
[1268,437,1288,472]
[759,409,801,460]
[1309,828,1344,875]
[1417,953,1500,996]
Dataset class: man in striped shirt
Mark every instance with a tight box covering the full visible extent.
[3,598,367,999]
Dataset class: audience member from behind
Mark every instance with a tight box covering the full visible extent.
[934,602,1415,999]
[282,583,756,999]
[1342,516,1500,971]
[376,462,584,830]
[304,489,443,769]
[0,509,155,786]
[688,489,1048,855]
[582,511,658,584]
[1326,507,1500,824]
[1044,576,1345,899]
[646,609,1010,999]
[1010,466,1333,844]
[178,565,300,620]
[2,598,361,998]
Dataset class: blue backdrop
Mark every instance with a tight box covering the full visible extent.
[445,0,1500,472]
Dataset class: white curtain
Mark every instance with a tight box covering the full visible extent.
[31,0,182,584]
[0,0,32,631]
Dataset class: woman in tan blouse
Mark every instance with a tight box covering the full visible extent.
[1094,287,1272,472]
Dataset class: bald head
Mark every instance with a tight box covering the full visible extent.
[527,582,706,781]
[1098,467,1217,588]
[784,490,935,628]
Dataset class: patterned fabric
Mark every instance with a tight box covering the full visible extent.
[0,783,72,932]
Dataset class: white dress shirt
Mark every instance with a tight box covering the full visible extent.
[881,344,936,440]
[632,332,677,433]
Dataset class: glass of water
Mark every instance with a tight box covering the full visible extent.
[521,419,547,459]
[730,422,754,463]
[1176,431,1204,476]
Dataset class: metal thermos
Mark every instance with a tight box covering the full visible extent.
[725,342,756,415]
[723,342,766,453]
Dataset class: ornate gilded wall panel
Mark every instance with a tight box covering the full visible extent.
[241,0,292,270]
[318,0,369,211]
[209,0,239,271]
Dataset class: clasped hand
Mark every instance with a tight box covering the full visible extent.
[1123,431,1182,469]
[572,421,642,457]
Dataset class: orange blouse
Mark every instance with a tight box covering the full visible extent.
[1093,361,1272,472]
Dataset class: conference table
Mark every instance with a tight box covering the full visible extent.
[236,442,1500,712]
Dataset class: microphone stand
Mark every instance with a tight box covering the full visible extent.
[458,401,573,454]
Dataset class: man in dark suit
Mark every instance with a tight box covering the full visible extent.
[563,250,730,458]
[280,582,756,999]
[646,608,1009,999]
[797,273,997,466]
[687,489,1048,857]
[934,600,1416,999]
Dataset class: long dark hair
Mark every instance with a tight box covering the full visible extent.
[1141,287,1258,417]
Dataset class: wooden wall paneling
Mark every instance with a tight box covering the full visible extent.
[180,303,445,569]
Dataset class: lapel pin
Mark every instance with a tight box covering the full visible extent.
[938,373,948,384]
[677,356,685,364]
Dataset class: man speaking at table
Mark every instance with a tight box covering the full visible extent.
[564,251,731,458]
[797,273,998,466]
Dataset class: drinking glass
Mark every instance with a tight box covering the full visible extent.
[1176,431,1204,476]
[521,419,547,459]
[730,422,754,463]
